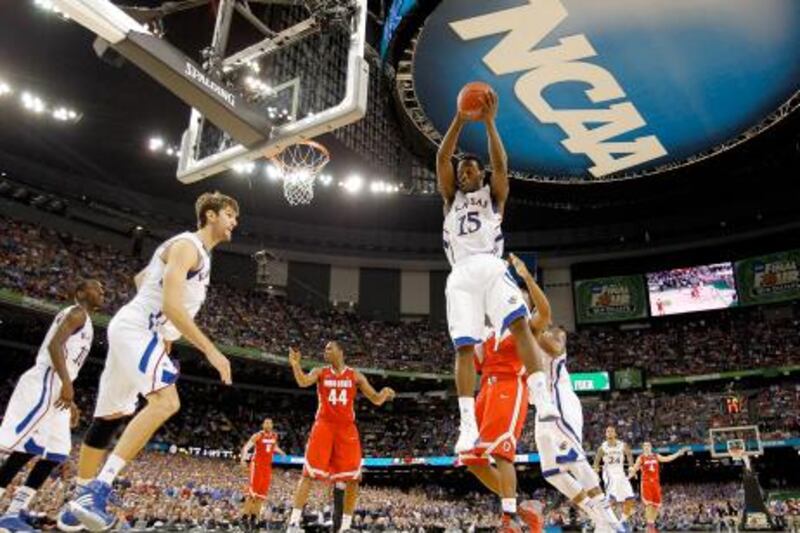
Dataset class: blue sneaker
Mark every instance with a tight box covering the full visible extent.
[57,506,85,532]
[67,481,117,532]
[0,513,35,532]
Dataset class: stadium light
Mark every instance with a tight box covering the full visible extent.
[265,163,282,181]
[232,161,255,175]
[32,0,70,19]
[21,92,46,114]
[318,173,333,187]
[342,174,364,194]
[0,81,11,97]
[148,137,164,152]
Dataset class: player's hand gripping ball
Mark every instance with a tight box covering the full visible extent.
[457,81,496,121]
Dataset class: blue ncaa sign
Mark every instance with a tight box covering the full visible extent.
[412,0,800,180]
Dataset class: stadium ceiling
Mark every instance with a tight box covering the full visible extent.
[0,1,798,239]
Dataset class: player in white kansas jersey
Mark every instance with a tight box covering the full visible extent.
[437,90,557,454]
[508,257,624,533]
[63,192,238,532]
[595,426,637,526]
[0,279,104,531]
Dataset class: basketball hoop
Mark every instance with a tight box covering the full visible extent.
[727,439,747,462]
[269,140,330,206]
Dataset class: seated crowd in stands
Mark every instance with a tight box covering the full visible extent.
[2,215,799,376]
[3,451,789,531]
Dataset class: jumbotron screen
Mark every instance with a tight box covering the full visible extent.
[647,263,738,316]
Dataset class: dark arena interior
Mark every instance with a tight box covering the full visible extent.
[0,1,799,532]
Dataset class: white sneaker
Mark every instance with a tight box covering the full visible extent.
[454,424,479,454]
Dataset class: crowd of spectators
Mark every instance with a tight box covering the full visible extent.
[3,215,800,377]
[4,450,790,531]
[2,361,796,460]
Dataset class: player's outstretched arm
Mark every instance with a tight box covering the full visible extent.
[658,447,690,463]
[241,433,257,465]
[162,239,232,384]
[509,253,551,333]
[275,445,287,456]
[437,112,468,210]
[593,447,604,473]
[483,92,509,214]
[48,306,88,410]
[355,371,396,406]
[288,348,321,388]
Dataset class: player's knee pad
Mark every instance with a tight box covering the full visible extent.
[543,470,583,500]
[83,417,126,449]
[566,460,602,491]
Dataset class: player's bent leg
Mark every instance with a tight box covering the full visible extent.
[69,387,180,532]
[506,319,558,421]
[114,385,180,462]
[466,464,502,496]
[455,345,480,453]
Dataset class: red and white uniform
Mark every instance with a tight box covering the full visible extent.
[303,366,362,481]
[249,431,278,499]
[459,332,528,466]
[640,454,662,507]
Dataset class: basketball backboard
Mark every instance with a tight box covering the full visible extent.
[709,425,763,459]
[50,0,369,184]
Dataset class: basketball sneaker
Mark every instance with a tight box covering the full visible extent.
[67,480,117,532]
[0,512,35,533]
[518,500,544,533]
[56,507,85,532]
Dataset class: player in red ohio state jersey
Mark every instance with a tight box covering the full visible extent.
[629,442,690,533]
[240,418,285,531]
[286,341,395,532]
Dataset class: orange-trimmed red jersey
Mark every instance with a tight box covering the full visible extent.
[640,454,661,486]
[475,332,525,380]
[252,431,279,468]
[316,366,357,424]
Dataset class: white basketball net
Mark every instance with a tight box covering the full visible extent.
[270,141,330,206]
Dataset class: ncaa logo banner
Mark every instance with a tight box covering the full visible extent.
[412,0,800,180]
[574,275,647,324]
[735,250,800,306]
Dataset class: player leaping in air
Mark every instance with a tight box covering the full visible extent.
[62,192,238,532]
[508,256,625,533]
[286,341,395,533]
[437,88,557,455]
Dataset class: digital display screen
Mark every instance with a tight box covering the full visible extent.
[647,262,737,316]
[614,368,644,390]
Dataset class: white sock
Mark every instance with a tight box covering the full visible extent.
[76,477,91,487]
[501,498,517,515]
[458,397,477,429]
[7,486,36,514]
[96,454,126,485]
[289,508,302,526]
[340,513,352,531]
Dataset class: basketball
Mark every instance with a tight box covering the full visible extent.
[457,81,495,121]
